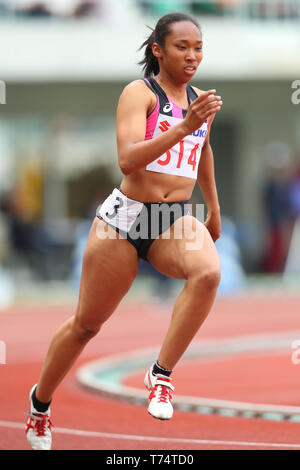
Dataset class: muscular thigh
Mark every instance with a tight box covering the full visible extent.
[76,217,139,327]
[147,215,220,279]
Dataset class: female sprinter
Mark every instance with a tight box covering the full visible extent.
[25,12,222,450]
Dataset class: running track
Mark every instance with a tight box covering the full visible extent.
[1,293,300,450]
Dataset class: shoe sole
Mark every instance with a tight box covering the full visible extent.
[147,410,172,421]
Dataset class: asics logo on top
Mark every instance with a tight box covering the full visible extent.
[159,121,171,132]
[163,103,173,113]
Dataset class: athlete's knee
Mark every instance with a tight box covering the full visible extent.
[72,316,101,343]
[189,266,221,292]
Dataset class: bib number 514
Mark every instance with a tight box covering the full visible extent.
[157,141,199,172]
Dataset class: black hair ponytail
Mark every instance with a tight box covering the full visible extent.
[138,12,201,77]
[139,28,159,77]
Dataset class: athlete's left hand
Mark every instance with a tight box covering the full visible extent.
[204,210,221,242]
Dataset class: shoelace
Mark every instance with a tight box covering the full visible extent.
[157,385,172,403]
[25,412,53,437]
[149,384,172,404]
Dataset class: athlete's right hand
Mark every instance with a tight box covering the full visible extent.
[181,90,222,135]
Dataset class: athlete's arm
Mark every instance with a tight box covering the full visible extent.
[117,81,221,175]
[197,114,221,241]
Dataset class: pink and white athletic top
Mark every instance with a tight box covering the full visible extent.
[144,77,208,180]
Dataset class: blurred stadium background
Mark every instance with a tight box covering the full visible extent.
[2,0,300,451]
[0,0,300,307]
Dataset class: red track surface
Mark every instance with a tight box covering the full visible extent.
[1,295,300,450]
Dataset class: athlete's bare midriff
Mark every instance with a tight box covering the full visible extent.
[120,169,195,202]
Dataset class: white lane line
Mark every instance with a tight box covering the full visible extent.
[1,420,300,449]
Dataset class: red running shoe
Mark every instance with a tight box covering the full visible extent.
[144,366,174,420]
[25,385,53,450]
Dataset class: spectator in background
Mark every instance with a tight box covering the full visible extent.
[261,142,294,273]
[0,155,54,279]
[288,163,300,220]
[15,1,52,17]
[0,191,38,270]
[73,0,102,18]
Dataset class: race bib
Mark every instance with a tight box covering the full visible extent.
[98,188,143,233]
[146,116,208,179]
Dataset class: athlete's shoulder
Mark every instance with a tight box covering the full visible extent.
[119,79,154,104]
[117,79,156,117]
[121,79,153,95]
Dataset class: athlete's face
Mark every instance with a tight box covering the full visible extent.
[154,21,203,82]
